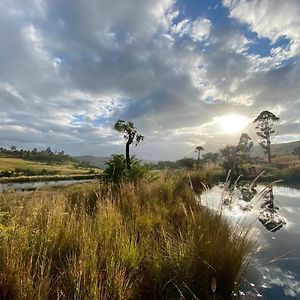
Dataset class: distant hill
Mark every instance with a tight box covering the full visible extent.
[252,140,300,157]
[74,155,157,169]
[74,156,110,169]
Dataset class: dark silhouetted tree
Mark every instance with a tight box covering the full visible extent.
[293,146,300,160]
[114,120,144,170]
[253,111,279,163]
[195,146,204,167]
[238,133,253,162]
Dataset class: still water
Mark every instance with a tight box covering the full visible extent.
[202,184,300,300]
[0,179,94,192]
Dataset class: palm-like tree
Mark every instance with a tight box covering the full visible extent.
[114,120,144,170]
[195,146,204,167]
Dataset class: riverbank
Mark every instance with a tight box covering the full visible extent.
[0,173,102,184]
[239,166,300,186]
[0,175,253,299]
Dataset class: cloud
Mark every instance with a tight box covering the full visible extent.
[0,0,299,160]
[223,0,300,57]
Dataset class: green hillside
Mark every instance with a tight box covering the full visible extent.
[0,157,98,176]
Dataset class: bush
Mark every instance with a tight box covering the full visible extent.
[103,154,153,184]
[0,170,14,178]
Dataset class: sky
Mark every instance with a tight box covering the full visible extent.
[1,0,300,160]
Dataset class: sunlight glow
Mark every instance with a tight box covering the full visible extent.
[218,115,248,134]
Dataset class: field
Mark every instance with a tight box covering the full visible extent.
[0,157,99,176]
[0,175,254,299]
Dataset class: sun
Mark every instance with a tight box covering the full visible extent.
[218,114,249,134]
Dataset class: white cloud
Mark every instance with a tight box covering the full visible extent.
[223,0,300,57]
[0,0,299,159]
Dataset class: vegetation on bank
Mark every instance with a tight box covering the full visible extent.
[0,146,76,164]
[0,176,253,299]
[0,173,101,184]
[0,157,100,179]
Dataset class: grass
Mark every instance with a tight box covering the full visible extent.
[248,155,300,184]
[0,157,99,176]
[0,174,253,299]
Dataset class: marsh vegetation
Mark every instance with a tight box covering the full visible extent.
[0,175,253,299]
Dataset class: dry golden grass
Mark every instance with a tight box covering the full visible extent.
[0,176,254,299]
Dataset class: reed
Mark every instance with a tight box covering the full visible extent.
[0,175,253,299]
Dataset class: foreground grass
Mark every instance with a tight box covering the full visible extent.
[0,176,253,299]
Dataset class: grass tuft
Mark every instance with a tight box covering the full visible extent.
[0,175,253,299]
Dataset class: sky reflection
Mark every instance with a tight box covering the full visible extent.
[202,184,300,299]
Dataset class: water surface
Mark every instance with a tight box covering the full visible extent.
[0,179,94,192]
[202,185,300,300]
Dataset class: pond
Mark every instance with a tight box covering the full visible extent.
[202,184,300,300]
[0,179,95,192]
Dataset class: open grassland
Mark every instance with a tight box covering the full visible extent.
[252,155,300,184]
[0,176,253,299]
[0,157,99,175]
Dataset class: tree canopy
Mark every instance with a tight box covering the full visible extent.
[114,120,144,170]
[253,110,279,163]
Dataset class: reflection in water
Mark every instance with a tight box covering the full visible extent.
[258,187,286,232]
[256,266,300,298]
[0,179,94,192]
[202,184,300,300]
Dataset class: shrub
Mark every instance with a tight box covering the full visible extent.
[103,154,152,185]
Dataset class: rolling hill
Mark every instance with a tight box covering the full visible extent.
[252,140,300,158]
[74,155,157,169]
[74,156,111,169]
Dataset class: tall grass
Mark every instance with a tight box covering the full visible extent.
[0,175,253,299]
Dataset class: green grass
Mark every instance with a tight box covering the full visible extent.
[0,175,254,299]
[0,157,99,176]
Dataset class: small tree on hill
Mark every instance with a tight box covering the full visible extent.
[195,146,204,167]
[293,146,300,160]
[253,111,279,163]
[114,120,144,170]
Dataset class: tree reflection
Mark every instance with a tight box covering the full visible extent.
[259,187,286,232]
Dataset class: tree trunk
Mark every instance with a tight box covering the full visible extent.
[197,152,200,168]
[267,139,271,163]
[126,141,131,170]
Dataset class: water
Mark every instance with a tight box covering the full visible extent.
[202,184,300,300]
[0,179,95,192]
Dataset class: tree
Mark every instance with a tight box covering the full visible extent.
[10,145,17,152]
[195,146,204,167]
[220,145,241,177]
[253,111,279,163]
[114,120,144,170]
[46,147,53,154]
[238,133,253,162]
[293,146,300,160]
[202,152,219,166]
[177,157,195,170]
